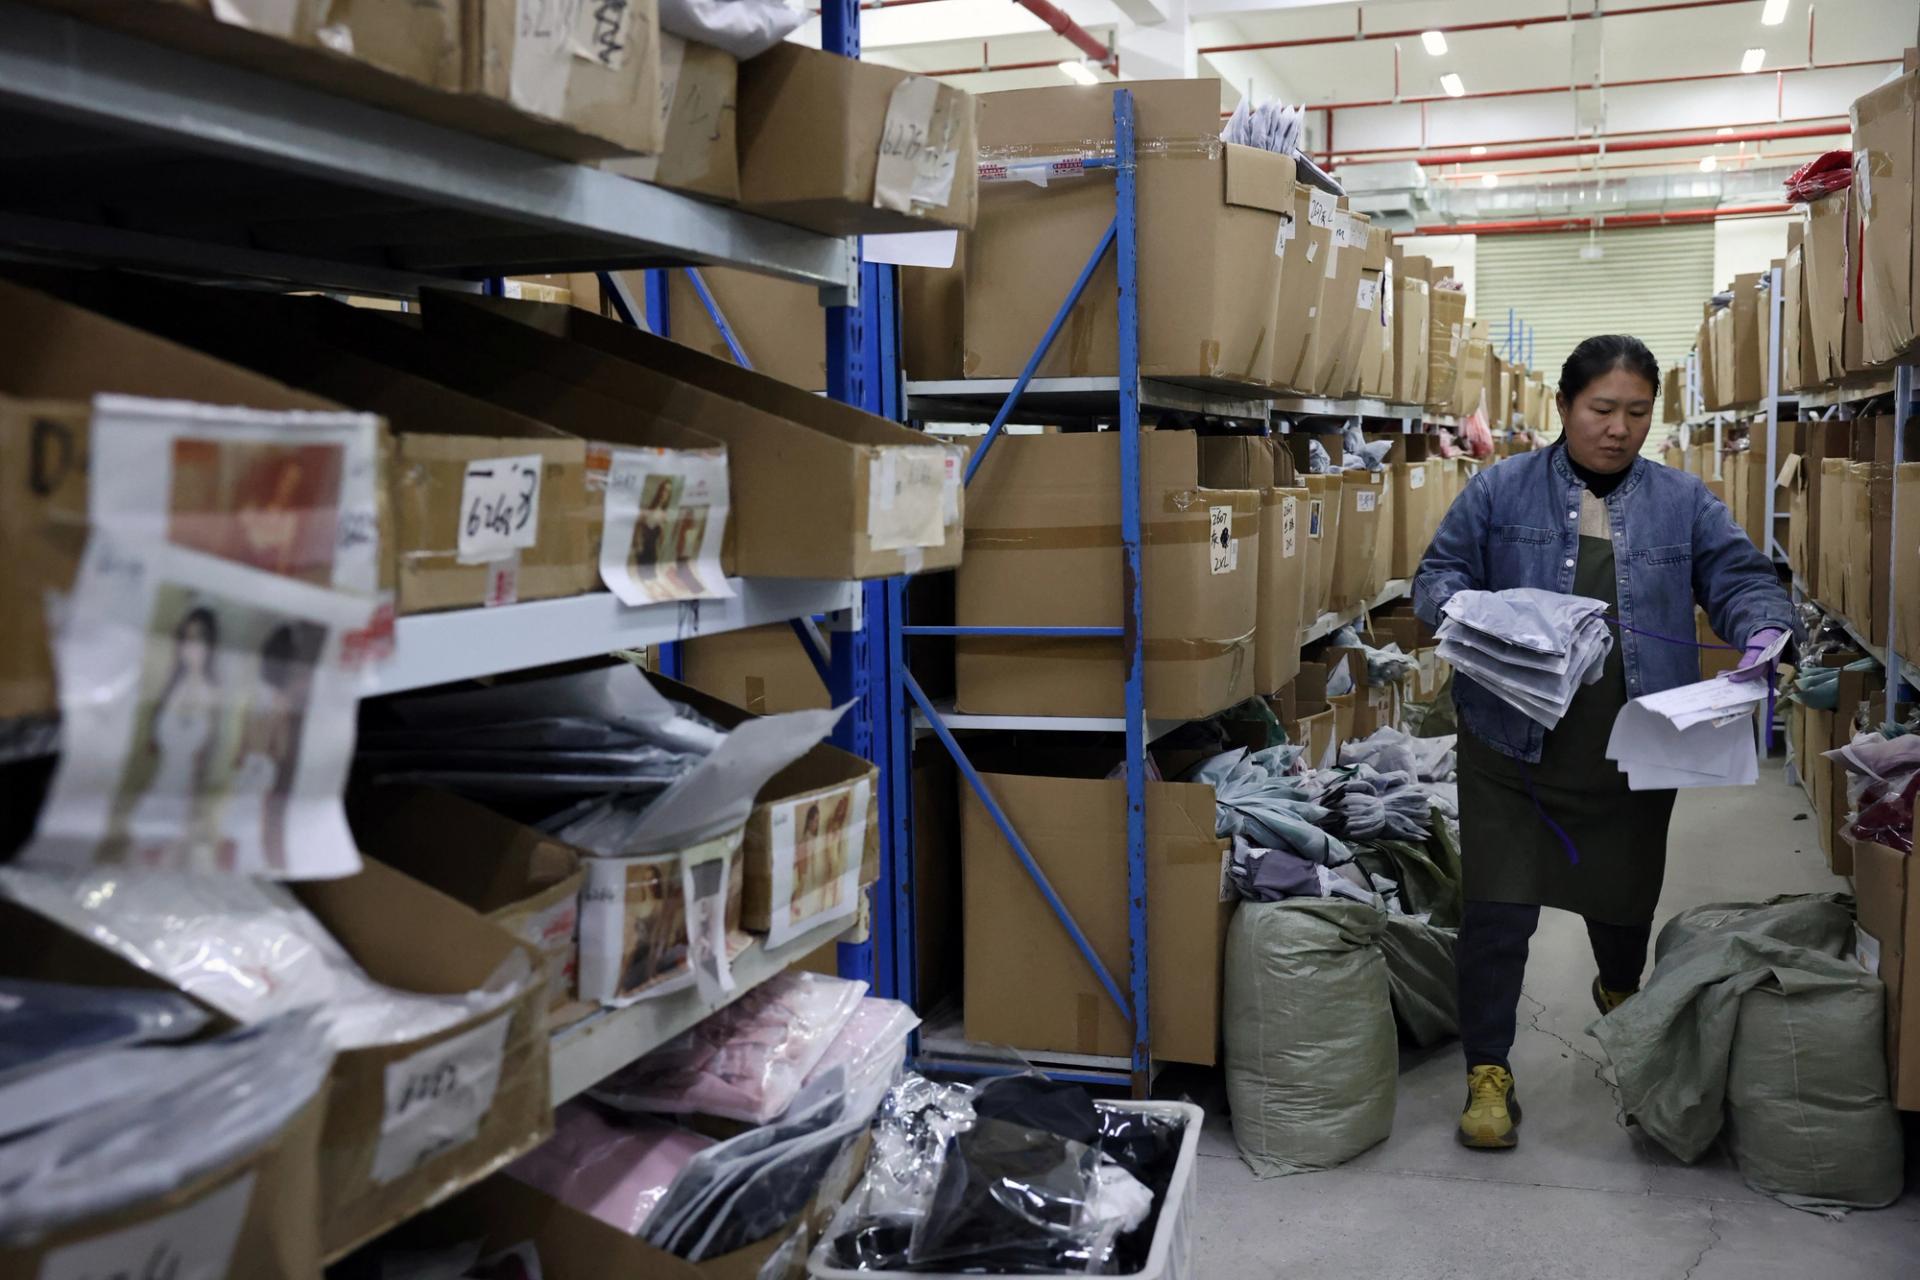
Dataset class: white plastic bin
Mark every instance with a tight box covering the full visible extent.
[808,1099,1203,1280]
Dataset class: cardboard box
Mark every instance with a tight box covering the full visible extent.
[955,430,1259,720]
[737,43,978,235]
[902,256,967,382]
[965,80,1292,384]
[422,292,964,579]
[1302,470,1344,623]
[1850,71,1920,365]
[1305,208,1374,395]
[682,622,831,714]
[468,0,662,158]
[1852,836,1920,1111]
[1450,336,1490,419]
[1330,468,1393,612]
[741,744,881,934]
[1844,458,1895,646]
[1392,458,1437,578]
[1783,239,1816,390]
[601,33,739,201]
[656,266,826,391]
[1782,453,1811,580]
[1728,273,1765,405]
[350,787,587,1022]
[1331,226,1389,397]
[1663,364,1686,423]
[1395,253,1432,406]
[1272,185,1336,392]
[1426,285,1467,410]
[1804,191,1851,383]
[1257,486,1310,694]
[0,1089,324,1280]
[1797,417,1852,599]
[1897,461,1920,664]
[1817,457,1850,613]
[962,767,1230,1064]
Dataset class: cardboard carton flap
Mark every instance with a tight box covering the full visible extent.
[1222,144,1296,214]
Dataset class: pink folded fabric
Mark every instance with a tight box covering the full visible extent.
[506,1102,713,1235]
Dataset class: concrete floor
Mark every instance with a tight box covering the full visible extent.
[1182,759,1920,1279]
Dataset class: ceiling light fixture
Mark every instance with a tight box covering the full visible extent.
[1700,154,1718,172]
[1717,126,1734,135]
[1057,60,1099,86]
[1421,30,1448,56]
[1481,172,1499,188]
[1470,145,1487,156]
[1441,73,1466,97]
[1760,0,1789,25]
[1740,47,1765,73]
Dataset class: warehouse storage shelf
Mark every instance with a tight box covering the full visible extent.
[0,0,857,298]
[368,579,864,695]
[1270,395,1426,422]
[548,912,858,1107]
[1794,374,1901,408]
[906,376,1276,424]
[914,1008,1141,1089]
[1800,579,1920,698]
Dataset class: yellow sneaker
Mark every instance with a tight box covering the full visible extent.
[1458,1065,1521,1150]
[1592,976,1637,1016]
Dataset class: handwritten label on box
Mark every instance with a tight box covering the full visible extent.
[458,454,543,565]
[37,1173,254,1280]
[1209,505,1234,574]
[370,1014,512,1185]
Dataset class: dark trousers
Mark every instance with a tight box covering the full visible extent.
[1456,900,1652,1070]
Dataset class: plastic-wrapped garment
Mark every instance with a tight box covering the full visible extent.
[1441,588,1612,657]
[1224,898,1395,1177]
[0,1011,330,1240]
[801,998,922,1104]
[1785,149,1854,201]
[1308,765,1432,841]
[660,0,806,59]
[1189,748,1353,866]
[506,1103,714,1235]
[1326,630,1420,686]
[593,972,868,1124]
[1341,726,1458,783]
[1590,895,1904,1210]
[1378,916,1459,1047]
[1306,438,1332,474]
[905,1119,1112,1273]
[1437,611,1612,729]
[0,979,212,1141]
[1824,732,1920,853]
[0,866,526,1050]
[1338,422,1395,472]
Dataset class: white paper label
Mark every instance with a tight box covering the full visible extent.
[1281,495,1298,558]
[875,77,959,214]
[570,0,636,70]
[1305,241,1319,264]
[1856,923,1883,975]
[209,0,297,36]
[1357,279,1379,311]
[370,1014,512,1185]
[1308,497,1324,538]
[1450,322,1464,357]
[457,454,543,565]
[1356,489,1378,513]
[868,446,948,551]
[1209,505,1234,574]
[941,447,964,526]
[1409,467,1427,490]
[512,0,575,120]
[36,1173,254,1280]
[1307,188,1336,230]
[1274,213,1296,253]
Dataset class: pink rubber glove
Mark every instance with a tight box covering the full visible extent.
[1728,627,1786,682]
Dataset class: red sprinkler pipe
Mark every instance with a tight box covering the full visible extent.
[1198,0,1756,56]
[1014,0,1112,68]
[1304,113,1848,162]
[1419,203,1793,235]
[1414,123,1843,167]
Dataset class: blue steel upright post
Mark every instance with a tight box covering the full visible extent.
[1113,88,1150,1099]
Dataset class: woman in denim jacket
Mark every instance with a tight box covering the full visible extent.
[1413,335,1795,1151]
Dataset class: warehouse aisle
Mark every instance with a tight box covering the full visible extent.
[1191,760,1920,1279]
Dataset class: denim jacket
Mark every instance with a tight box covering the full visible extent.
[1413,445,1797,764]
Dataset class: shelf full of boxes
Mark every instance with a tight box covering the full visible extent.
[0,0,988,1273]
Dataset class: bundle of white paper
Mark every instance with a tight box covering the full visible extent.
[1605,678,1769,790]
[1434,589,1614,729]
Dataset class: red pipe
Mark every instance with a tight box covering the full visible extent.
[1308,113,1848,161]
[1013,0,1111,68]
[1415,123,1843,167]
[1198,0,1756,56]
[1420,203,1793,235]
[1431,149,1827,180]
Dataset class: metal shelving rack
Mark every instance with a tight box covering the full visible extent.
[0,0,894,1221]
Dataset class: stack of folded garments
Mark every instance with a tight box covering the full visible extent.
[1224,834,1384,905]
[1304,765,1432,842]
[1436,588,1612,729]
[1187,747,1353,867]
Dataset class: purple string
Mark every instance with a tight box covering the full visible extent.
[1522,763,1582,866]
[1601,613,1739,651]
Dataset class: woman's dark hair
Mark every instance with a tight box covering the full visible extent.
[152,605,218,721]
[1558,334,1661,403]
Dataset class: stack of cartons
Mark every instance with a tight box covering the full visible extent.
[1200,437,1308,696]
[1802,190,1851,383]
[1273,185,1336,392]
[1426,276,1467,412]
[1842,416,1896,646]
[1850,70,1920,366]
[1395,252,1432,406]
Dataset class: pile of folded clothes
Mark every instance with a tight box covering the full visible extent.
[1187,747,1352,867]
[1436,588,1612,728]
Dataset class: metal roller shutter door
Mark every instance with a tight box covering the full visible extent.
[1474,225,1715,402]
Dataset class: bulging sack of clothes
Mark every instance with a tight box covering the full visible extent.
[1376,916,1459,1049]
[1224,897,1395,1177]
[1591,894,1904,1212]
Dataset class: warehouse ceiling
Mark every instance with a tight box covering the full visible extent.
[804,0,1917,229]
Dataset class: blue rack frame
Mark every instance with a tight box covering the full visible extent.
[896,88,1153,1096]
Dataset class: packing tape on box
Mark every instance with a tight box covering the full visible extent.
[965,511,1260,551]
[979,135,1221,184]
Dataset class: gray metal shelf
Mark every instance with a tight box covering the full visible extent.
[906,376,1275,423]
[0,0,855,297]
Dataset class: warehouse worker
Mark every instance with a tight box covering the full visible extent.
[1412,334,1795,1151]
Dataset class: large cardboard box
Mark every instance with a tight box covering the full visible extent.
[1330,226,1389,397]
[422,292,964,579]
[1782,453,1811,581]
[1302,470,1344,623]
[1727,273,1765,405]
[1392,458,1438,578]
[1804,190,1851,383]
[965,80,1292,385]
[657,266,826,391]
[1395,253,1432,406]
[1853,836,1920,1111]
[962,767,1231,1064]
[1783,237,1818,390]
[956,430,1259,720]
[902,257,967,382]
[602,33,739,201]
[683,622,831,714]
[1450,336,1490,419]
[1327,468,1392,612]
[1663,363,1686,423]
[1797,417,1852,598]
[1257,485,1310,694]
[737,43,978,235]
[1897,461,1920,664]
[1272,185,1336,391]
[1305,209,1374,395]
[468,0,663,157]
[1817,457,1851,613]
[1850,70,1920,365]
[1426,284,1467,410]
[1844,457,1895,646]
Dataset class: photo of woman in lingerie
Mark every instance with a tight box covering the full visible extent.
[220,623,322,873]
[168,439,344,585]
[629,475,680,585]
[121,604,222,862]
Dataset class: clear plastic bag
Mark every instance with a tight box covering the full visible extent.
[505,1103,714,1236]
[659,0,807,60]
[800,997,921,1105]
[593,972,868,1124]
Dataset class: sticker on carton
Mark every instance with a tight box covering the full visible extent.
[37,1173,255,1280]
[1356,489,1378,513]
[868,446,949,551]
[1357,279,1379,311]
[1209,505,1234,574]
[1274,212,1297,254]
[370,1013,513,1185]
[458,454,543,565]
[1308,498,1325,538]
[875,77,960,214]
[1307,188,1336,230]
[1409,467,1427,490]
[570,0,637,71]
[1281,495,1298,558]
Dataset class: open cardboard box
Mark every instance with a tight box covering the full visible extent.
[422,292,964,580]
[1851,835,1920,1111]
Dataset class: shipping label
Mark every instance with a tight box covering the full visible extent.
[1209,505,1234,574]
[1356,489,1378,513]
[875,77,960,213]
[1307,188,1336,229]
[457,454,543,565]
[1281,495,1298,558]
[1409,467,1427,490]
[868,446,949,550]
[370,1013,513,1185]
[1357,279,1379,311]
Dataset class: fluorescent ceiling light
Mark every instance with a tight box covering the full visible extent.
[1480,172,1499,188]
[1470,145,1487,156]
[1760,0,1789,25]
[1441,73,1466,97]
[1700,154,1718,172]
[1740,47,1765,73]
[1058,60,1098,86]
[1717,126,1734,135]
[1421,30,1448,56]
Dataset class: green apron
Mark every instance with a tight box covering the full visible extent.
[1454,530,1678,926]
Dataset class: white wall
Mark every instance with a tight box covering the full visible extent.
[1400,233,1476,315]
[1712,214,1794,289]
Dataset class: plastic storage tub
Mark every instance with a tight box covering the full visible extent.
[808,1099,1203,1280]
